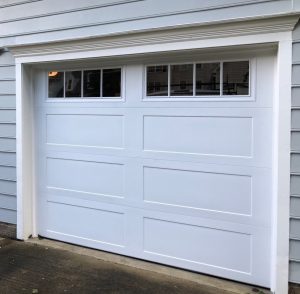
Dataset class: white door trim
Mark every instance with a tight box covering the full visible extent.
[15,31,292,294]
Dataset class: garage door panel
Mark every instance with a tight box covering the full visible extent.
[46,201,126,248]
[140,108,272,168]
[37,54,274,287]
[142,218,271,286]
[143,165,252,216]
[141,159,272,226]
[46,114,124,149]
[143,217,252,273]
[46,157,124,199]
[43,154,272,226]
[143,115,252,157]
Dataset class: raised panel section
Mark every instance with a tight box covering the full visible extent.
[47,202,125,247]
[143,218,251,273]
[46,114,124,149]
[143,115,252,157]
[47,158,124,198]
[143,166,251,215]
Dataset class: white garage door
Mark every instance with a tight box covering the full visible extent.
[36,51,274,287]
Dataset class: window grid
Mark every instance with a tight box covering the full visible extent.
[145,60,250,98]
[48,67,122,99]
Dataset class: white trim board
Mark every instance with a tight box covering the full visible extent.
[12,20,295,294]
[8,14,298,59]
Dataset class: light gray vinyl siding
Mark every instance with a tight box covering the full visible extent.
[0,50,16,225]
[0,0,296,47]
[291,19,300,284]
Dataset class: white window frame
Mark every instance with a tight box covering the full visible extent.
[143,58,255,102]
[46,65,125,102]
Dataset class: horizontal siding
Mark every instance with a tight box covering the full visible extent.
[291,196,300,217]
[292,88,300,108]
[0,51,16,225]
[0,207,16,224]
[290,239,300,260]
[291,130,300,150]
[290,262,300,284]
[0,138,16,152]
[0,0,294,46]
[291,20,300,284]
[290,219,300,239]
[0,194,16,210]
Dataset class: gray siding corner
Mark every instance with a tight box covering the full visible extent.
[0,51,16,225]
[291,19,300,284]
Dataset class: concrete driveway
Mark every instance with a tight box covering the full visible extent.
[0,239,268,294]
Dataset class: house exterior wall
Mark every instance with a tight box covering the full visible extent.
[0,50,16,225]
[0,0,299,286]
[291,19,300,284]
[0,0,297,47]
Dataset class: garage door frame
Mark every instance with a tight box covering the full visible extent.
[10,16,296,294]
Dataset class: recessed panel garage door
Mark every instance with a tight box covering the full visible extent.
[36,51,274,287]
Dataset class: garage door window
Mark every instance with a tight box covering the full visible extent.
[146,60,250,98]
[48,68,122,99]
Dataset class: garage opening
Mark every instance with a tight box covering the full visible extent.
[33,47,275,288]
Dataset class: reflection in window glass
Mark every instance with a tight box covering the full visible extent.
[146,65,168,96]
[102,68,121,97]
[223,61,249,95]
[83,70,100,97]
[196,63,220,96]
[65,71,82,97]
[48,71,64,98]
[170,64,193,96]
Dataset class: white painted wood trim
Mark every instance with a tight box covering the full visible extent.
[13,32,291,65]
[16,62,35,240]
[271,37,292,294]
[7,15,299,57]
[14,28,294,293]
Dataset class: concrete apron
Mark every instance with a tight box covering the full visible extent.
[26,238,270,294]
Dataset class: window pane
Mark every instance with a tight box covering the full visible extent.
[170,64,193,96]
[196,63,220,96]
[65,71,82,97]
[146,65,168,96]
[223,61,249,95]
[83,70,100,97]
[48,71,64,98]
[102,68,121,97]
